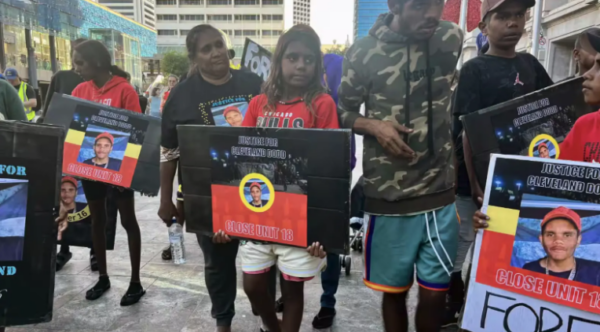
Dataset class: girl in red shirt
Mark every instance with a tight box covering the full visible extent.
[237,24,338,332]
[71,40,145,306]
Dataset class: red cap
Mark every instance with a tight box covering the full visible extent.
[249,182,261,191]
[542,206,582,232]
[95,132,114,145]
[537,142,548,151]
[223,106,241,118]
[61,176,78,188]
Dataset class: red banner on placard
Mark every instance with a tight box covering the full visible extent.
[477,216,600,315]
[63,141,137,187]
[212,184,308,247]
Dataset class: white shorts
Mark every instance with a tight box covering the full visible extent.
[240,242,327,281]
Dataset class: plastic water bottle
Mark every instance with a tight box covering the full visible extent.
[169,219,186,265]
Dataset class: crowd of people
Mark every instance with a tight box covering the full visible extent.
[4,0,600,331]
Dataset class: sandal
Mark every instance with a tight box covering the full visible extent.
[120,284,146,306]
[86,276,110,301]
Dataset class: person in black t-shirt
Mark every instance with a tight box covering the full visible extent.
[158,24,274,332]
[446,0,553,326]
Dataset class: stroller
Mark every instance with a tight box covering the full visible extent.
[340,176,366,276]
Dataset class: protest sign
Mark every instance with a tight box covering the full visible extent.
[177,126,351,254]
[241,38,272,81]
[461,77,592,187]
[0,120,64,326]
[462,154,600,332]
[57,177,118,250]
[45,94,161,195]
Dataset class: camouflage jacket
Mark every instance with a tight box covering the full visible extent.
[338,13,464,215]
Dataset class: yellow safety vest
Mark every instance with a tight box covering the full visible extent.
[18,82,34,121]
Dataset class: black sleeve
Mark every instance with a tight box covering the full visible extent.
[161,85,180,149]
[452,62,481,144]
[532,56,554,90]
[26,84,35,100]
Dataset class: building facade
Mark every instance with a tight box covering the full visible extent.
[97,0,157,29]
[155,0,284,58]
[354,0,388,40]
[0,0,157,107]
[283,0,310,29]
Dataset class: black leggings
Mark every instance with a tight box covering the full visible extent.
[82,180,141,282]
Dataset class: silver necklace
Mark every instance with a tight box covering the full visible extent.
[545,257,576,281]
[93,159,109,169]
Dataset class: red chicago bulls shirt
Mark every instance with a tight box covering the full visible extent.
[560,111,600,163]
[242,94,339,129]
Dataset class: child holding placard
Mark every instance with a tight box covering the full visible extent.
[232,24,338,332]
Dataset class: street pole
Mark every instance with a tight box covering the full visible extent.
[531,0,543,58]
[457,0,469,68]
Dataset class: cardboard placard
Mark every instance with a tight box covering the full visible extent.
[462,155,600,331]
[57,178,118,250]
[44,94,161,195]
[461,77,593,188]
[0,120,65,327]
[178,126,352,254]
[241,38,272,82]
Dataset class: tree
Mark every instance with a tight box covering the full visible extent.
[160,51,189,79]
[324,44,346,56]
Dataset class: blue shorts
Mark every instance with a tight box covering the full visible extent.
[363,203,459,293]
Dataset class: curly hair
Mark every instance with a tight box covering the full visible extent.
[261,24,326,122]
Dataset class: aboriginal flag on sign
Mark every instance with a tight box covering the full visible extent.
[62,104,148,188]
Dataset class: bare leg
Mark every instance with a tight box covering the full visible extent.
[88,199,108,276]
[382,292,409,332]
[116,197,141,282]
[416,287,447,332]
[244,273,280,332]
[281,279,305,332]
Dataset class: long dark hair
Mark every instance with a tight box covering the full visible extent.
[261,24,326,118]
[74,40,129,79]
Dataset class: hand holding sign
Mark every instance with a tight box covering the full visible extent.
[55,204,69,241]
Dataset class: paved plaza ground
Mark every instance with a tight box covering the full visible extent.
[6,192,463,332]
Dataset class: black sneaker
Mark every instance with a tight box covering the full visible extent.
[441,302,462,327]
[56,251,72,272]
[312,307,336,329]
[162,245,172,260]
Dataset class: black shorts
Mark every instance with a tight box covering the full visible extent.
[81,180,134,201]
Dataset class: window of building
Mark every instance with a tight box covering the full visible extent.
[262,30,281,36]
[180,14,204,21]
[234,30,258,36]
[181,0,203,4]
[208,0,231,5]
[158,29,178,36]
[157,14,177,20]
[262,14,283,21]
[157,0,176,5]
[144,8,154,15]
[234,0,258,4]
[98,0,133,3]
[207,14,232,21]
[234,14,258,21]
[180,30,191,36]
[262,0,282,4]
